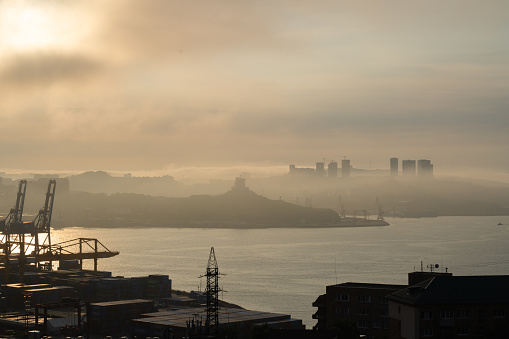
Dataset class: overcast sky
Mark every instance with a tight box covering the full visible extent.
[1,0,508,177]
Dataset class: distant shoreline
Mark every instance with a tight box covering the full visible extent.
[52,220,390,229]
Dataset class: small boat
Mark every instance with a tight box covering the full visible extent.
[498,222,503,225]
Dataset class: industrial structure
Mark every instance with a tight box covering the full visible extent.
[204,247,220,335]
[0,179,306,338]
[0,179,173,337]
[0,179,119,284]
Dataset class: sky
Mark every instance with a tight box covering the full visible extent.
[1,0,508,178]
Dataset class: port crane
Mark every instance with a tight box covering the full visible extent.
[0,179,27,232]
[0,179,119,283]
[376,196,385,221]
[337,195,346,218]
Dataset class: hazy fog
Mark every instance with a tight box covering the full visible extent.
[3,170,508,228]
[1,1,508,175]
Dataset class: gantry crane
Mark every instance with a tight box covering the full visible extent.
[0,179,27,232]
[376,196,385,221]
[2,180,56,275]
[0,179,119,283]
[0,180,27,282]
[338,195,346,218]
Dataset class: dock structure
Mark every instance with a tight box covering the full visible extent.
[1,179,118,283]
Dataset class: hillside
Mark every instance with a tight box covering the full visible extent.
[52,185,341,228]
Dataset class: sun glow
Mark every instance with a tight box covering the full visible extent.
[0,2,86,52]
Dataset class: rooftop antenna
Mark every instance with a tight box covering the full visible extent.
[427,263,439,273]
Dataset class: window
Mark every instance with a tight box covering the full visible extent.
[378,296,389,304]
[421,311,432,320]
[335,306,349,315]
[379,309,389,317]
[371,322,382,329]
[335,293,349,302]
[383,322,389,330]
[358,308,370,316]
[357,321,369,329]
[358,295,371,303]
[478,309,485,324]
[494,309,505,318]
[440,309,454,319]
[422,328,433,337]
[458,327,469,336]
[456,310,470,319]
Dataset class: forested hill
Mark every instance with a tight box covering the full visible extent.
[52,187,341,228]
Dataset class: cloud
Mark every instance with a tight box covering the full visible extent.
[90,1,288,63]
[0,0,508,174]
[0,52,103,87]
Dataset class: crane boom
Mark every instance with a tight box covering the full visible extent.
[33,180,56,233]
[0,180,27,232]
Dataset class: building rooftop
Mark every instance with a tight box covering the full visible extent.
[134,307,294,329]
[389,275,509,305]
[329,282,407,290]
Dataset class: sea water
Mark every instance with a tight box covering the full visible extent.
[51,216,509,328]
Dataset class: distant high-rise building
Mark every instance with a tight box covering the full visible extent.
[341,159,350,178]
[316,162,325,177]
[328,161,338,178]
[390,157,398,176]
[418,159,433,178]
[402,160,416,176]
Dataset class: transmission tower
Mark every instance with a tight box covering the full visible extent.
[204,247,220,335]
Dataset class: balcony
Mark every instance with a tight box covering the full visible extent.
[312,295,325,308]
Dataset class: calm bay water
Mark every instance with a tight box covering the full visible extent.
[51,216,509,328]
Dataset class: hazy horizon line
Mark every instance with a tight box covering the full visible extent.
[1,165,508,184]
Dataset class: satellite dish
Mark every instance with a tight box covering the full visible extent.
[435,264,439,269]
